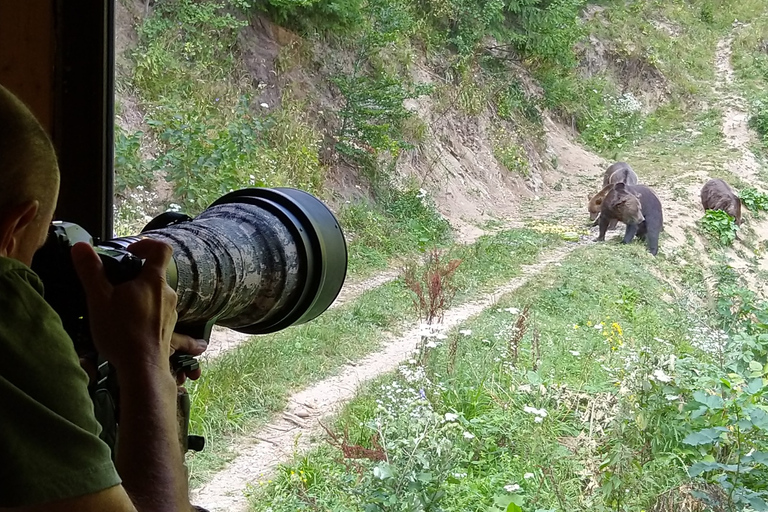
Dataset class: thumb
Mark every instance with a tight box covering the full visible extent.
[71,242,111,300]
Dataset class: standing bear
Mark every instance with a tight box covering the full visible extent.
[596,183,664,256]
[700,178,742,225]
[602,161,639,187]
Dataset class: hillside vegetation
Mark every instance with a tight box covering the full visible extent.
[114,0,768,511]
[114,0,731,273]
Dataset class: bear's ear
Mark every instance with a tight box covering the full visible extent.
[614,182,626,191]
[595,198,602,205]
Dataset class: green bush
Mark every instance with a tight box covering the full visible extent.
[579,91,646,152]
[749,96,768,142]
[114,127,154,194]
[147,96,268,212]
[699,209,740,246]
[333,73,433,167]
[419,0,585,67]
[739,187,768,212]
[133,0,248,100]
[535,70,646,151]
[251,0,366,32]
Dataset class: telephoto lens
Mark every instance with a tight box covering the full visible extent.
[105,187,348,335]
[33,187,348,344]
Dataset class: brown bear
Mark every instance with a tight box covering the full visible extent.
[596,183,664,256]
[602,161,639,187]
[588,162,640,229]
[701,178,742,225]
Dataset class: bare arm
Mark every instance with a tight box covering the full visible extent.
[71,239,189,511]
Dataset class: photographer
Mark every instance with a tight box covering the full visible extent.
[0,84,206,511]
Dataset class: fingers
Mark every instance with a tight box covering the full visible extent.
[171,333,207,384]
[126,238,174,279]
[71,242,111,300]
[175,367,202,385]
[170,333,208,357]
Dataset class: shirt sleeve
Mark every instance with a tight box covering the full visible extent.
[0,263,121,507]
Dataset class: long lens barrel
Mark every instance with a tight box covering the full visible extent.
[103,188,347,335]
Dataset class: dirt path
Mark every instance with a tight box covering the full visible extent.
[712,29,768,296]
[191,115,607,511]
[190,106,609,510]
[191,241,589,511]
[715,31,765,188]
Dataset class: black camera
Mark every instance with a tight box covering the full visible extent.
[31,187,348,453]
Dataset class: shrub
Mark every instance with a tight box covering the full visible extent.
[739,187,768,212]
[114,127,154,194]
[147,96,268,212]
[749,95,768,143]
[579,91,645,152]
[699,209,739,246]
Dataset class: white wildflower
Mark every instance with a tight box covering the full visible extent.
[652,369,673,383]
[523,406,548,418]
[463,431,475,440]
[665,395,680,401]
[444,412,459,422]
[569,350,580,356]
[260,102,269,108]
[503,307,520,314]
[517,384,532,393]
[504,484,521,492]
[594,323,604,330]
[524,472,535,479]
[459,329,472,336]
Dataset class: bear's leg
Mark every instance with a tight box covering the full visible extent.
[622,223,639,244]
[646,229,659,256]
[608,218,619,230]
[636,221,647,241]
[597,214,610,241]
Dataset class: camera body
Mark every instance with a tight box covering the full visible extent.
[32,222,144,356]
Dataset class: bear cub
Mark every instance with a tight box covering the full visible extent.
[701,178,741,225]
[596,183,664,256]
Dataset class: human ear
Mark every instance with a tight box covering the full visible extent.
[0,200,40,259]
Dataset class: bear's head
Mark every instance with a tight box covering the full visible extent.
[588,184,615,220]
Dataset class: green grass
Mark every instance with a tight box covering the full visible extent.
[247,243,710,511]
[340,187,454,277]
[186,227,563,484]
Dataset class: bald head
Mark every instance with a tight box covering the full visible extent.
[0,85,59,219]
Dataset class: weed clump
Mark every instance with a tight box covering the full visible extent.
[699,209,739,246]
[739,187,768,212]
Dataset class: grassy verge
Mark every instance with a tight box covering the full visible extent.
[247,242,713,511]
[251,229,768,511]
[187,227,565,484]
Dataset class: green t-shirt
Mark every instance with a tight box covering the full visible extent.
[0,256,121,507]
